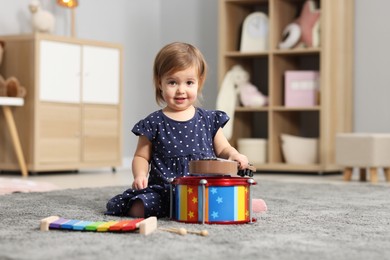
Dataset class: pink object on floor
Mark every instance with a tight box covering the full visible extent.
[252,198,268,213]
[0,178,60,195]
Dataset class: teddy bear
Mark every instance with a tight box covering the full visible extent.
[216,65,268,140]
[0,41,27,98]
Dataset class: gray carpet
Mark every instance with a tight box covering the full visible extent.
[0,179,389,260]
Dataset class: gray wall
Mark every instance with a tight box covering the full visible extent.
[354,0,390,132]
[0,0,387,167]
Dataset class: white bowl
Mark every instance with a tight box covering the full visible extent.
[237,138,267,164]
[281,134,318,164]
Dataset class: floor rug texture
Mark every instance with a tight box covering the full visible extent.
[0,180,389,260]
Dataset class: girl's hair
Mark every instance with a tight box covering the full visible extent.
[153,42,208,106]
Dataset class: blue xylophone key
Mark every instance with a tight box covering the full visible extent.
[61,219,82,230]
[73,221,93,231]
[49,218,69,229]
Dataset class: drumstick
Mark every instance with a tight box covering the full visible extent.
[160,227,187,235]
[187,229,209,236]
[160,227,208,236]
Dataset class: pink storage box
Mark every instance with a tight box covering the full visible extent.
[284,70,320,107]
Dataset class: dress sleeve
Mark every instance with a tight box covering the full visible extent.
[131,118,154,141]
[211,110,230,136]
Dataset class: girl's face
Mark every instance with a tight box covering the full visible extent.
[160,66,199,112]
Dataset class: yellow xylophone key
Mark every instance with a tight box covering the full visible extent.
[96,221,118,232]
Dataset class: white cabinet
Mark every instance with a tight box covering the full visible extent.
[39,41,81,103]
[0,34,123,173]
[39,41,121,105]
[82,46,120,105]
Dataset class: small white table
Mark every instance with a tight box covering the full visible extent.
[0,97,28,177]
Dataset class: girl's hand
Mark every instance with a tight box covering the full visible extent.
[229,153,249,170]
[132,176,148,190]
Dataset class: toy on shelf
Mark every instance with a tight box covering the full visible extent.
[29,0,55,34]
[0,76,27,98]
[217,65,268,139]
[0,42,27,98]
[40,216,157,235]
[278,0,320,49]
[284,70,320,107]
[240,12,269,52]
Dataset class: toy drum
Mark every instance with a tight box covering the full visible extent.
[170,176,256,224]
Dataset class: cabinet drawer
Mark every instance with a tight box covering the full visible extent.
[83,105,120,162]
[38,103,81,164]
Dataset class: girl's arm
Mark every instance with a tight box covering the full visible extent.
[213,128,249,170]
[132,135,152,190]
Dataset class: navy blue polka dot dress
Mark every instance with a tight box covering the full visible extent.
[106,107,229,218]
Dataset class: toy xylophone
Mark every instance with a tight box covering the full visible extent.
[40,216,157,235]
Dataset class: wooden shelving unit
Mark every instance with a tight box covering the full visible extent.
[218,0,354,173]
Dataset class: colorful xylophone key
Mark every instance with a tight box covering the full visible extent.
[96,221,119,232]
[85,221,106,231]
[108,219,143,232]
[72,221,93,231]
[61,219,82,230]
[40,216,157,235]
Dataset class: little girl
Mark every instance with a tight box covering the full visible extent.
[106,42,253,218]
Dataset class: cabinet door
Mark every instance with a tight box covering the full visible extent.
[37,103,81,164]
[39,41,81,103]
[82,105,120,162]
[82,46,120,105]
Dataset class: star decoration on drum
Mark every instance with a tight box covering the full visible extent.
[211,212,219,219]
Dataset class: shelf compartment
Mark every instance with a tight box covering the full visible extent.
[220,0,269,52]
[231,110,268,147]
[271,0,321,50]
[270,110,319,164]
[271,53,320,107]
[222,56,269,98]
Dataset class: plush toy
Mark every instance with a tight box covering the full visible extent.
[236,69,268,108]
[0,41,27,98]
[216,65,267,140]
[278,0,320,49]
[29,0,55,34]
